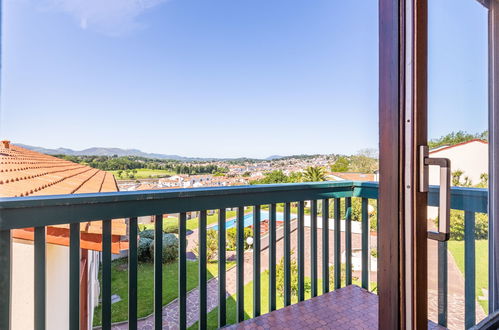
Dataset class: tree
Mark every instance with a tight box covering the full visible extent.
[429,130,488,149]
[250,170,290,184]
[302,166,326,182]
[330,156,350,172]
[349,149,378,173]
[288,172,303,183]
[116,170,123,178]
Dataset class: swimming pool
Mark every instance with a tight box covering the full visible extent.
[210,211,288,230]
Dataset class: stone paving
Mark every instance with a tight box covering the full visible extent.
[110,277,225,330]
[226,285,445,330]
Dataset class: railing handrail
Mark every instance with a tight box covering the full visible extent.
[0,181,357,230]
[0,180,488,230]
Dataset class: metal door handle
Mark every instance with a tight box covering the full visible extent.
[419,145,451,241]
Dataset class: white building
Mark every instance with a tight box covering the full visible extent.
[429,139,488,186]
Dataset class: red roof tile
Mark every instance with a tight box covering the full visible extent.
[1,142,127,252]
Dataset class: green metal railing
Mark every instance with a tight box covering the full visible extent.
[0,181,488,329]
[428,186,488,329]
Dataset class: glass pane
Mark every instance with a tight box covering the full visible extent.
[428,0,489,327]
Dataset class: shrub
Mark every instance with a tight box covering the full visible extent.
[139,229,155,240]
[192,229,218,261]
[226,227,253,251]
[329,263,357,289]
[449,210,488,241]
[276,251,299,297]
[327,198,378,231]
[163,223,179,234]
[138,237,153,262]
[274,251,311,298]
[149,233,179,263]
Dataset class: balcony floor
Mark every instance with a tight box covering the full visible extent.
[226,285,445,330]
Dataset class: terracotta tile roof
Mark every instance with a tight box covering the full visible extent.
[1,142,127,253]
[330,172,376,182]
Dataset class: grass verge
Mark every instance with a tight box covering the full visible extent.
[447,239,488,313]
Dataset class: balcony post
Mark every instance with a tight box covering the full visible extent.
[0,230,12,330]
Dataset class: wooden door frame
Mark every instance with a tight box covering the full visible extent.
[379,0,428,328]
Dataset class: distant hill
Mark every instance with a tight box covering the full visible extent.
[16,144,211,161]
[265,155,285,160]
[16,143,324,162]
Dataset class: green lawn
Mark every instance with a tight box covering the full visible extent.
[93,258,222,326]
[111,168,175,180]
[447,240,488,313]
[140,211,239,232]
[190,272,376,329]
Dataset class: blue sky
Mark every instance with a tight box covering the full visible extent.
[0,0,489,158]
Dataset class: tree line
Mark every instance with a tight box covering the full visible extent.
[54,155,228,175]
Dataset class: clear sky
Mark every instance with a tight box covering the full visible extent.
[0,0,489,158]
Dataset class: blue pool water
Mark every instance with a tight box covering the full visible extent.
[210,211,287,230]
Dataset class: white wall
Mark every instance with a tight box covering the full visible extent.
[429,141,488,186]
[11,240,34,330]
[11,242,70,330]
[11,240,100,330]
[428,140,488,219]
[46,244,70,330]
[88,250,101,328]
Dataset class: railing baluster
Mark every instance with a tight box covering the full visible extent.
[284,202,291,306]
[269,203,277,312]
[0,230,11,330]
[69,223,80,330]
[298,201,305,301]
[179,213,187,330]
[218,209,226,327]
[334,198,341,289]
[464,211,476,328]
[322,199,329,294]
[361,198,370,290]
[438,240,448,328]
[236,207,244,322]
[154,215,163,330]
[345,198,352,285]
[102,220,112,329]
[253,205,261,317]
[311,200,318,297]
[199,211,207,328]
[34,226,46,330]
[128,217,138,330]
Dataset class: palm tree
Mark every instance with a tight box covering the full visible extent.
[303,166,327,182]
